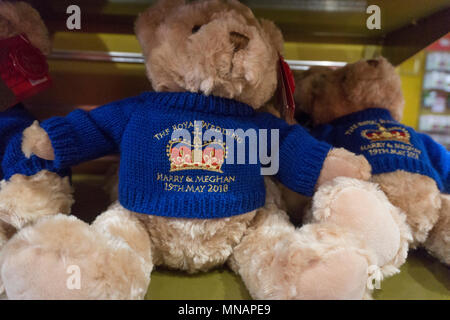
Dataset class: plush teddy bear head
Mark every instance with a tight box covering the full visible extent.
[294,57,405,125]
[135,0,284,109]
[0,1,51,55]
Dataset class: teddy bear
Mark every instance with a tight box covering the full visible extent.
[0,1,74,250]
[0,0,411,300]
[294,57,449,265]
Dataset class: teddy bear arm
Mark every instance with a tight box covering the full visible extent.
[22,98,141,167]
[255,112,371,193]
[22,121,54,160]
[274,125,333,196]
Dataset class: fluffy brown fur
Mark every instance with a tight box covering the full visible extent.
[295,57,449,265]
[425,195,450,264]
[3,0,412,300]
[22,120,55,160]
[0,171,73,229]
[0,214,150,299]
[373,171,441,245]
[294,58,404,125]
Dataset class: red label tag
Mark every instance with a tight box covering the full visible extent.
[277,54,296,120]
[0,34,51,111]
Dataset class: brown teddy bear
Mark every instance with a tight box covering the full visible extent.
[0,0,411,300]
[0,2,73,250]
[294,57,449,265]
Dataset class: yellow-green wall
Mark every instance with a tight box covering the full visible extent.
[397,52,425,129]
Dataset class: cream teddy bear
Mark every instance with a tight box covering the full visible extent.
[1,0,411,300]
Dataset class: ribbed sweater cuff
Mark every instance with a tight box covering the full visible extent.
[279,138,332,197]
[41,117,80,169]
[4,158,70,180]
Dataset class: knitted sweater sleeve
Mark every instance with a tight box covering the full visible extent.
[254,112,332,196]
[39,95,142,168]
[0,104,34,147]
[418,132,450,193]
[0,104,35,179]
[310,124,337,145]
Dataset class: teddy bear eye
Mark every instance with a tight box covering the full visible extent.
[192,25,202,33]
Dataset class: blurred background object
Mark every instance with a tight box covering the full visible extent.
[419,34,450,149]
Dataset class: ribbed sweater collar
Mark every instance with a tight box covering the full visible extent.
[142,92,255,117]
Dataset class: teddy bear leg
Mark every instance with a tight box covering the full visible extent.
[0,171,74,229]
[230,206,373,300]
[373,172,440,246]
[0,204,152,299]
[311,177,412,269]
[424,194,450,266]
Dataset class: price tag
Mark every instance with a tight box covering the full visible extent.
[276,54,296,120]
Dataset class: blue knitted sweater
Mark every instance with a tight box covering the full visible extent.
[0,104,69,180]
[40,92,332,219]
[311,108,449,193]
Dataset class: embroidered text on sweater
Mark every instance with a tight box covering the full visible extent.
[40,92,332,219]
[311,108,449,192]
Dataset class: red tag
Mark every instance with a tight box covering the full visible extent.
[0,34,51,111]
[277,54,296,120]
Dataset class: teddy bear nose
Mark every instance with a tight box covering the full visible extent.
[367,59,379,67]
[230,31,249,52]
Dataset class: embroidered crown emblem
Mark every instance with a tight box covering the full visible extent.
[361,124,411,144]
[166,128,227,173]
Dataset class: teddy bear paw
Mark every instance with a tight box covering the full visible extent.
[317,148,372,187]
[0,214,150,299]
[0,171,73,229]
[293,247,370,299]
[311,177,412,267]
[235,223,375,300]
[22,121,55,160]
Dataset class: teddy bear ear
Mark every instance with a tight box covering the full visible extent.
[259,19,284,55]
[135,0,185,56]
[0,1,51,55]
